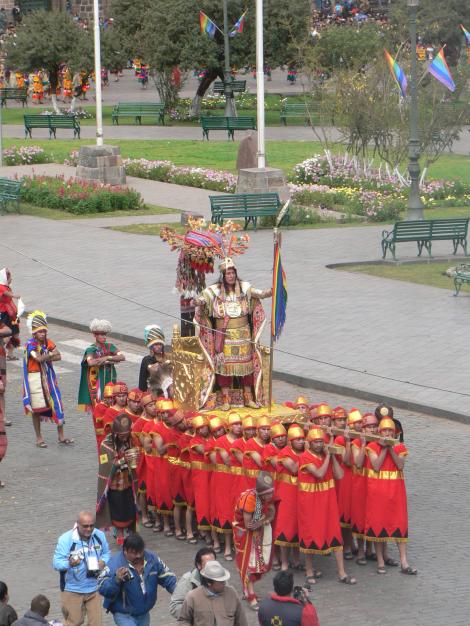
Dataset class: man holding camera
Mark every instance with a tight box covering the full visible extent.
[98,534,176,626]
[258,571,320,626]
[53,511,110,626]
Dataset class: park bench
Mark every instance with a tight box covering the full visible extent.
[200,115,256,140]
[453,264,470,296]
[212,80,247,95]
[210,192,287,230]
[0,88,28,107]
[0,178,22,214]
[381,218,469,260]
[24,115,80,139]
[280,102,320,126]
[111,102,165,125]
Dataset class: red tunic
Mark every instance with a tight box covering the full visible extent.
[363,442,409,542]
[230,437,246,508]
[166,426,185,507]
[334,435,352,528]
[102,406,121,437]
[142,418,159,510]
[189,434,211,530]
[273,446,301,547]
[0,285,16,318]
[124,408,140,424]
[350,438,371,538]
[211,434,237,533]
[153,421,174,515]
[92,401,108,452]
[298,449,343,555]
[242,438,265,489]
[131,415,151,493]
[263,443,280,475]
[178,432,194,508]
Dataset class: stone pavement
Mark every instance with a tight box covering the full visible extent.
[1,200,470,418]
[1,323,469,626]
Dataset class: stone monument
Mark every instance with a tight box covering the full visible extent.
[75,145,126,186]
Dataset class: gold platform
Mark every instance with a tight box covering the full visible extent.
[200,403,302,424]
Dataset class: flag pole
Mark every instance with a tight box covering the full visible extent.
[268,227,279,412]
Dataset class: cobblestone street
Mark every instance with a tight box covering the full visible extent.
[0,324,467,626]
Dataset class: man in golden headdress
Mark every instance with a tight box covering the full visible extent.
[195,258,271,411]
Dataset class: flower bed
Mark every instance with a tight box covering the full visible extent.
[3,145,52,166]
[20,175,144,214]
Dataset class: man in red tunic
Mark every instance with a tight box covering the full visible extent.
[125,388,142,423]
[364,417,417,575]
[189,414,212,542]
[166,409,188,540]
[242,415,271,489]
[273,425,305,571]
[92,382,114,452]
[102,382,129,437]
[131,392,154,528]
[298,427,356,587]
[231,415,254,507]
[263,423,287,474]
[152,397,177,535]
[332,406,353,559]
[178,415,197,543]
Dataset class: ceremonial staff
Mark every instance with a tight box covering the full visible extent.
[268,201,290,411]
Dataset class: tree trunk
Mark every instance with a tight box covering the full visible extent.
[189,67,224,117]
[70,96,77,113]
[49,68,61,113]
[51,94,61,114]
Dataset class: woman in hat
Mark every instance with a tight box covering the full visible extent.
[22,311,73,448]
[363,418,416,575]
[78,319,125,410]
[233,471,277,610]
[96,413,138,545]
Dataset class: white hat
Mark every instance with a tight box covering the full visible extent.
[201,561,230,582]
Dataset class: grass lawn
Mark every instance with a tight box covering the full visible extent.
[338,261,460,291]
[17,202,179,220]
[109,222,185,235]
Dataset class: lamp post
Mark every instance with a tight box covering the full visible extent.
[406,0,423,220]
[93,0,103,146]
[222,0,236,117]
[255,0,265,168]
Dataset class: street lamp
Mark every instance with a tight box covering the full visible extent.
[222,0,236,117]
[406,0,424,220]
[93,0,103,146]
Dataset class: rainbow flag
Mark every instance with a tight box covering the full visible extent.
[199,11,217,38]
[229,11,246,37]
[384,49,407,98]
[271,242,287,340]
[461,24,470,45]
[428,47,456,92]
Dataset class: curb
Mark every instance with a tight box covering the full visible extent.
[48,315,470,427]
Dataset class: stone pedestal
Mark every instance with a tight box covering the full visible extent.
[236,167,290,203]
[76,145,126,186]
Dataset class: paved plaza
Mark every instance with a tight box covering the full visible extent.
[0,323,468,626]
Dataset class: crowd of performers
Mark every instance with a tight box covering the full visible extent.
[0,262,417,612]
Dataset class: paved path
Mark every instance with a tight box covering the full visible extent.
[1,192,470,418]
[1,323,468,626]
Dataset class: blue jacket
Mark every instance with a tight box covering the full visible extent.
[99,549,176,616]
[52,527,110,594]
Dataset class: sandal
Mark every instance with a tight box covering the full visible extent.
[164,530,175,537]
[385,558,399,567]
[344,551,354,560]
[142,520,154,528]
[213,546,222,554]
[246,594,259,611]
[187,537,198,544]
[400,566,418,575]
[338,575,357,585]
[58,438,74,445]
[153,524,163,533]
[224,554,233,561]
[313,569,322,579]
[365,553,377,562]
[289,562,305,571]
[175,533,186,541]
[377,567,387,575]
[272,562,282,571]
[305,576,317,587]
[36,441,47,448]
[355,557,367,566]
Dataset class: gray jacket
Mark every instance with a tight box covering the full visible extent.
[169,568,202,619]
[12,611,49,626]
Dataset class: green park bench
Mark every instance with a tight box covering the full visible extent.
[453,264,470,296]
[210,192,287,230]
[212,80,247,95]
[280,102,320,126]
[24,114,80,139]
[200,115,256,140]
[0,178,22,214]
[111,102,165,125]
[381,218,469,260]
[0,88,28,107]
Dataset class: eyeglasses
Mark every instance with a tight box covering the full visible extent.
[79,523,95,528]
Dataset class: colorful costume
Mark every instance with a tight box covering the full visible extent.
[78,319,121,410]
[364,440,409,543]
[0,268,20,351]
[211,429,236,534]
[350,437,370,539]
[273,429,303,548]
[334,435,353,528]
[189,416,212,531]
[32,72,44,103]
[298,445,343,555]
[22,311,64,425]
[242,436,266,489]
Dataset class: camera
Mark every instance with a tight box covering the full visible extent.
[121,569,133,582]
[293,585,310,604]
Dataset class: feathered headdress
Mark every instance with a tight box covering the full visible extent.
[27,310,48,334]
[89,318,112,334]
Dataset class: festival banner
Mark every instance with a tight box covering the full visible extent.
[427,47,456,92]
[229,11,247,37]
[384,49,408,98]
[199,11,218,38]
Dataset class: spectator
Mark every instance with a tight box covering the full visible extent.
[169,548,216,619]
[11,596,49,626]
[52,511,110,626]
[0,583,17,626]
[178,561,247,626]
[99,533,176,626]
[258,571,320,626]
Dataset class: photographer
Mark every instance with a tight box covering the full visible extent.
[258,571,320,626]
[53,512,110,626]
[98,534,176,626]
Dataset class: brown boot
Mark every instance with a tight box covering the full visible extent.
[243,391,258,409]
